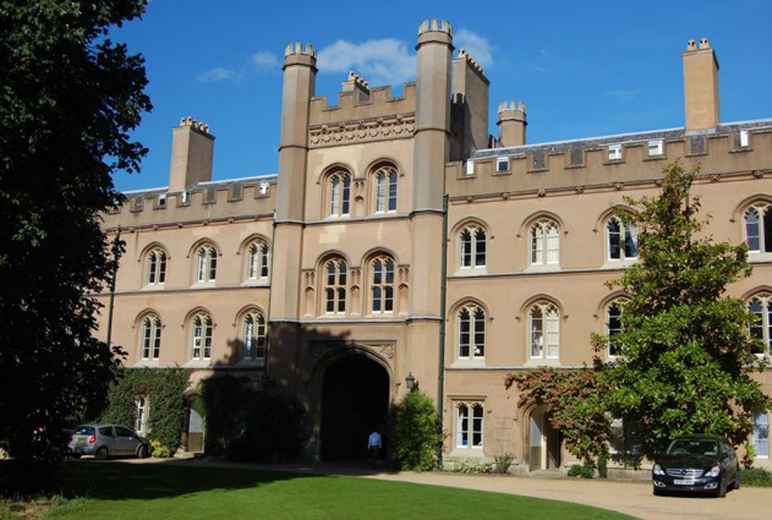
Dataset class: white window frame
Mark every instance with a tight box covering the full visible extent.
[135,397,149,434]
[195,246,217,284]
[191,314,213,360]
[749,294,772,357]
[328,171,351,217]
[608,144,622,161]
[606,217,639,261]
[459,225,486,270]
[647,140,663,156]
[242,311,267,365]
[744,204,771,254]
[529,219,560,266]
[370,256,395,314]
[528,302,560,360]
[496,157,510,173]
[457,304,485,360]
[246,240,270,282]
[140,315,162,360]
[606,302,624,358]
[740,130,750,148]
[323,259,347,315]
[373,166,398,214]
[753,410,769,458]
[455,402,484,449]
[146,248,167,286]
[465,160,475,176]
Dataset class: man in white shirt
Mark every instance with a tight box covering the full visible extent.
[368,429,382,468]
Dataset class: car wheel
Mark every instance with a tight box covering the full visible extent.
[137,444,149,459]
[95,446,109,460]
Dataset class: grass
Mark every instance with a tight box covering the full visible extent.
[10,460,634,519]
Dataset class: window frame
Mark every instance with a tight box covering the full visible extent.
[242,310,267,365]
[369,255,395,314]
[753,410,769,458]
[744,204,772,254]
[145,248,167,287]
[195,245,217,284]
[496,157,510,173]
[606,301,625,358]
[529,218,560,267]
[373,165,398,214]
[608,144,623,161]
[528,302,560,360]
[457,304,486,360]
[606,216,639,262]
[647,140,664,157]
[748,294,772,357]
[323,258,348,315]
[327,170,352,218]
[455,402,484,449]
[140,314,162,360]
[135,397,148,434]
[245,240,270,282]
[191,313,213,360]
[458,225,487,270]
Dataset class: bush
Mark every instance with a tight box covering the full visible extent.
[149,439,171,458]
[739,467,772,487]
[567,462,595,479]
[447,459,494,473]
[391,391,441,471]
[200,376,307,462]
[493,453,515,474]
[597,451,608,478]
[99,368,190,452]
[741,442,756,469]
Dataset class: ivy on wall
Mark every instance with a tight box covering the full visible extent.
[99,367,190,451]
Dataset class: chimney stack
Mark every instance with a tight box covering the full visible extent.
[341,70,370,103]
[497,101,527,147]
[683,37,720,131]
[168,116,214,193]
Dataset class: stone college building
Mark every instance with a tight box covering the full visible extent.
[97,19,771,469]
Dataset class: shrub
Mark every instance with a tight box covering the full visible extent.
[448,459,494,473]
[149,439,171,458]
[567,462,595,479]
[391,390,441,471]
[597,450,608,478]
[493,453,515,474]
[741,442,756,469]
[739,467,772,487]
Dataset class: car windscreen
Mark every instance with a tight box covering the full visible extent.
[73,426,95,435]
[667,439,719,456]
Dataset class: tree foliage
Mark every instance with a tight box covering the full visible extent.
[0,0,151,464]
[99,368,190,452]
[391,390,441,471]
[599,162,769,457]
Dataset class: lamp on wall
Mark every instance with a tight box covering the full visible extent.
[405,372,417,392]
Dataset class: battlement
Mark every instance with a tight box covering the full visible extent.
[457,49,484,75]
[102,176,277,231]
[309,81,416,127]
[417,18,453,36]
[343,71,369,92]
[498,100,527,117]
[179,116,213,137]
[284,41,316,58]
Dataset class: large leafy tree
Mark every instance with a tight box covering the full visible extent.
[600,163,769,457]
[0,1,151,464]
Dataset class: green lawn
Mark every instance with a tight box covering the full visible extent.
[32,461,635,520]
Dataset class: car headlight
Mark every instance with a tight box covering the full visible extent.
[705,465,720,478]
[653,464,665,476]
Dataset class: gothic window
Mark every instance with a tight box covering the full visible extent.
[753,411,769,458]
[607,217,638,261]
[457,304,485,359]
[529,302,560,359]
[324,258,347,314]
[529,218,560,266]
[191,313,213,360]
[745,205,772,253]
[140,314,162,360]
[145,248,167,286]
[242,310,266,364]
[328,170,351,217]
[370,256,395,313]
[456,403,484,449]
[374,165,398,213]
[195,245,217,283]
[749,294,772,356]
[459,225,486,269]
[607,302,624,357]
[246,240,270,281]
[135,397,148,434]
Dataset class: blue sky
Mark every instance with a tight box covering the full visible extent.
[112,0,772,191]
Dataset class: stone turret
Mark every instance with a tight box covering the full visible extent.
[497,100,527,147]
[451,48,489,159]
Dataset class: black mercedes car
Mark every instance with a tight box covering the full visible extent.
[652,435,740,497]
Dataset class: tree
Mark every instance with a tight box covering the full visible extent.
[391,390,441,471]
[599,162,769,457]
[0,0,151,470]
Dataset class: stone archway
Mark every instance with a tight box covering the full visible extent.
[527,406,562,470]
[319,352,390,461]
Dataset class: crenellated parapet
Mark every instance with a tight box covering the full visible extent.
[417,18,453,36]
[308,81,416,127]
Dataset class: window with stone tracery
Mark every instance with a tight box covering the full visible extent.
[242,310,266,364]
[195,245,217,283]
[246,240,270,281]
[606,216,638,261]
[373,165,398,213]
[140,314,162,360]
[457,304,485,359]
[529,219,560,266]
[328,170,351,217]
[191,313,213,360]
[749,294,772,357]
[744,204,772,253]
[145,248,167,286]
[529,302,560,359]
[370,256,394,313]
[456,402,484,449]
[459,225,486,269]
[324,258,347,314]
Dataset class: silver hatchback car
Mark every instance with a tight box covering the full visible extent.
[68,424,149,459]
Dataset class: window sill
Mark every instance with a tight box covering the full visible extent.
[524,358,561,368]
[451,359,486,369]
[133,359,160,368]
[603,258,638,268]
[524,264,561,273]
[456,267,488,276]
[142,284,165,290]
[241,279,270,287]
[448,448,485,458]
[184,359,213,369]
[191,282,217,289]
[749,252,772,263]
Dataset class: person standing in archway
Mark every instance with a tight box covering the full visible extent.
[367,428,382,469]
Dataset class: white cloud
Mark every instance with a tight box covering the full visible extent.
[317,38,416,85]
[253,51,279,70]
[455,29,493,68]
[197,67,237,83]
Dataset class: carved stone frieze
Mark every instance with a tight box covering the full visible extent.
[308,115,415,148]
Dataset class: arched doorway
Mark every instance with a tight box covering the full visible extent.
[320,353,390,461]
[528,406,562,470]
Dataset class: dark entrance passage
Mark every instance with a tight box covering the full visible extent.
[320,354,389,461]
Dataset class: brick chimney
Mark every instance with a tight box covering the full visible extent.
[683,37,720,131]
[168,116,214,192]
[497,101,527,147]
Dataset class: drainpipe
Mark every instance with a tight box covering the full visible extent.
[265,209,277,380]
[436,193,449,468]
[106,228,122,350]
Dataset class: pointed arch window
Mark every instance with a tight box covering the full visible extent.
[374,165,398,213]
[745,205,772,253]
[529,302,560,359]
[607,217,638,261]
[242,311,267,364]
[195,245,217,283]
[370,256,395,313]
[328,171,351,217]
[191,313,213,360]
[458,304,485,359]
[140,314,162,360]
[246,240,270,281]
[459,225,486,269]
[529,219,560,266]
[456,402,484,448]
[324,258,347,314]
[146,248,167,286]
[607,302,624,357]
[749,295,772,356]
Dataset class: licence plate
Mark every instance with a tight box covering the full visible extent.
[674,479,695,486]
